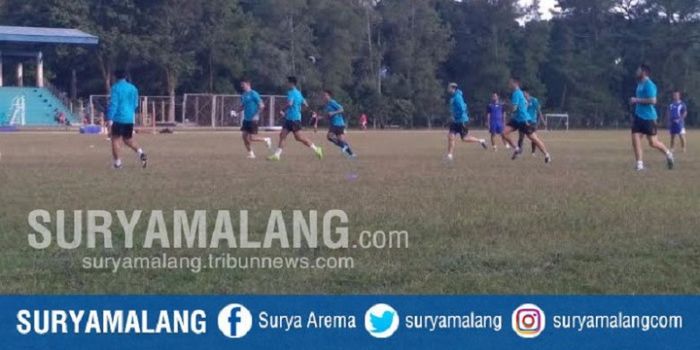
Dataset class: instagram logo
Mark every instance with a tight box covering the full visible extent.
[511,303,546,339]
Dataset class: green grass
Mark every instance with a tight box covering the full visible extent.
[0,130,698,294]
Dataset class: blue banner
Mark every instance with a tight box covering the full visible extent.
[1,296,697,349]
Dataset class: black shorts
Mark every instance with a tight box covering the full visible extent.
[507,120,535,136]
[111,122,134,139]
[631,117,657,136]
[241,120,259,134]
[329,126,346,136]
[283,120,303,133]
[449,122,469,139]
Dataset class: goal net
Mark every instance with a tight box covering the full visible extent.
[545,113,570,131]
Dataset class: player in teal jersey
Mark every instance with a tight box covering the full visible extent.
[323,90,356,159]
[502,77,551,163]
[629,64,674,171]
[445,83,488,161]
[518,88,547,157]
[108,70,147,169]
[268,76,323,161]
[237,78,272,159]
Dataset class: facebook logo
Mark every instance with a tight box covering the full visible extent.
[217,303,253,339]
[228,306,243,336]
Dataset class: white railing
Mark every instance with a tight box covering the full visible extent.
[182,93,286,128]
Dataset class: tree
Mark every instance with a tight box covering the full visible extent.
[137,0,205,122]
[438,0,520,126]
[244,0,318,93]
[0,0,697,127]
[191,0,252,93]
[546,0,625,127]
[379,0,452,128]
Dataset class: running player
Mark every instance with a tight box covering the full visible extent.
[667,91,688,153]
[486,92,508,151]
[268,76,323,161]
[108,70,147,169]
[238,78,272,159]
[446,83,487,161]
[519,88,547,157]
[310,111,320,133]
[502,77,551,163]
[323,90,356,159]
[629,64,674,171]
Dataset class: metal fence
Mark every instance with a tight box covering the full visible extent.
[182,94,287,128]
[88,95,182,131]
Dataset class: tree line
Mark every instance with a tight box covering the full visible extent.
[1,0,698,127]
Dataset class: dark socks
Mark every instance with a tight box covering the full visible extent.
[327,136,343,148]
[328,136,354,155]
[343,143,354,156]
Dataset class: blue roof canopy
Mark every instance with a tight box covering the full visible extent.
[0,26,98,45]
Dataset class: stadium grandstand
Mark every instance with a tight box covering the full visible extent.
[0,26,98,129]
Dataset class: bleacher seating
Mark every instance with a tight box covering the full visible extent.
[0,87,76,126]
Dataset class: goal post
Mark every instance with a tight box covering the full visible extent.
[545,113,570,131]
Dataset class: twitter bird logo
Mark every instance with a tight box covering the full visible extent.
[365,304,399,338]
[370,311,395,333]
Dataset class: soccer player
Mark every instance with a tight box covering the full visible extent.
[323,90,356,158]
[630,64,674,171]
[238,78,272,159]
[359,113,368,130]
[309,111,320,133]
[268,76,323,161]
[519,88,547,157]
[108,70,147,169]
[101,110,111,140]
[486,92,507,151]
[446,83,487,161]
[667,91,688,153]
[502,77,551,163]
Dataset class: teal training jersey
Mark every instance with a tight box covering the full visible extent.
[326,99,345,127]
[450,89,469,123]
[635,78,658,120]
[286,88,304,121]
[241,90,262,121]
[527,97,540,123]
[511,88,529,123]
[107,79,139,124]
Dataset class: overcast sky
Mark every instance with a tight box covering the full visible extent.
[523,0,558,20]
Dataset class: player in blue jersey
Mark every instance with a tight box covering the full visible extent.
[630,64,674,171]
[108,70,147,169]
[502,77,551,163]
[323,90,356,159]
[446,83,488,161]
[667,91,688,153]
[237,78,272,159]
[268,76,323,161]
[486,92,508,152]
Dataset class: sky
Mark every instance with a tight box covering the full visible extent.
[523,0,558,20]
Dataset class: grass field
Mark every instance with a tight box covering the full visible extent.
[0,130,698,295]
